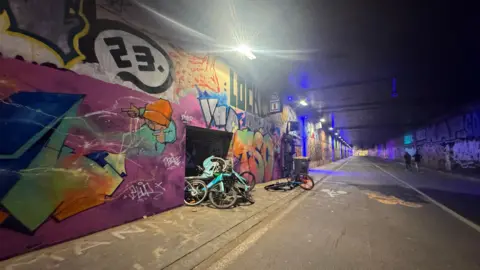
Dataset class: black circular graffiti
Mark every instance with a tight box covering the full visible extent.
[80,19,174,94]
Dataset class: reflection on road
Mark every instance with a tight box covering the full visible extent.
[365,191,423,208]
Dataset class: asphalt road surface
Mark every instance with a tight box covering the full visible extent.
[206,157,480,270]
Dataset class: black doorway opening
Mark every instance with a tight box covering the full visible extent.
[185,126,233,177]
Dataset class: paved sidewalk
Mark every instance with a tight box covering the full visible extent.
[0,159,349,270]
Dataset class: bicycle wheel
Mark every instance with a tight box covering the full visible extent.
[299,175,315,190]
[240,171,256,190]
[208,184,238,209]
[184,179,208,206]
[244,190,255,204]
[264,182,288,191]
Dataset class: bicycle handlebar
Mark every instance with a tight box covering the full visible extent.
[210,156,232,172]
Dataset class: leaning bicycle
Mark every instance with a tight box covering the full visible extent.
[207,157,256,208]
[184,156,256,208]
[184,155,223,206]
[265,157,314,191]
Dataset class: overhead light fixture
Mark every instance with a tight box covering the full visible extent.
[320,118,326,123]
[235,44,256,60]
[335,132,338,136]
[339,136,342,138]
[299,100,308,106]
[328,127,333,131]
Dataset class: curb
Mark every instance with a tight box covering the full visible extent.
[162,158,351,270]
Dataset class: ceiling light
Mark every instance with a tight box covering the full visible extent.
[235,44,256,60]
[299,100,308,106]
[339,136,342,138]
[320,118,326,123]
[335,132,338,136]
[328,127,333,131]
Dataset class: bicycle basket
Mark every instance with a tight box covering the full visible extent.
[293,157,310,174]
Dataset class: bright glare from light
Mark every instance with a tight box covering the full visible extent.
[339,136,342,138]
[236,44,256,60]
[328,127,333,131]
[335,132,338,135]
[320,118,326,122]
[299,100,308,106]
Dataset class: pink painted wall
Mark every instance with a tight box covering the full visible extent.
[0,58,185,259]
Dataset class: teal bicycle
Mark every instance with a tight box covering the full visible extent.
[184,156,256,208]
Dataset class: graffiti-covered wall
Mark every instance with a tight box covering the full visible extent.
[306,122,322,167]
[0,0,296,260]
[381,105,480,174]
[305,121,348,166]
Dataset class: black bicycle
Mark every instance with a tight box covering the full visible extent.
[264,157,315,191]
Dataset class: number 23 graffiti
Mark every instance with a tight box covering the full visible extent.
[81,19,174,94]
[104,37,157,72]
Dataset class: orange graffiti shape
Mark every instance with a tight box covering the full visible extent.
[143,99,173,126]
[0,210,9,224]
[52,152,120,221]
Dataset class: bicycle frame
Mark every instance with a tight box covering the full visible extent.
[188,155,251,193]
[206,170,251,192]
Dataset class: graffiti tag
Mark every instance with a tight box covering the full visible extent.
[452,140,480,168]
[163,153,182,170]
[181,111,194,123]
[124,181,165,201]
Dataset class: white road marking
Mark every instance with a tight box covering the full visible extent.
[371,162,480,233]
[133,263,145,270]
[320,189,348,198]
[206,159,351,270]
[323,180,348,185]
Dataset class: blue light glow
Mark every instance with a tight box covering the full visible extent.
[392,77,398,97]
[299,73,310,89]
[309,168,358,177]
[300,116,307,157]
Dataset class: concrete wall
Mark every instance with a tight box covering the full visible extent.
[376,105,480,175]
[0,0,296,259]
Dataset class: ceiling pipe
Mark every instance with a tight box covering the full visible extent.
[305,77,392,92]
[335,123,420,130]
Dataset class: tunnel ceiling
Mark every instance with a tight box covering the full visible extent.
[130,0,479,147]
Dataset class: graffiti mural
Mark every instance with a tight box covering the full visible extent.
[121,99,176,155]
[197,87,241,133]
[0,58,184,260]
[381,108,480,172]
[169,45,223,97]
[80,19,174,95]
[0,0,90,68]
[413,110,480,170]
[0,0,294,261]
[192,85,284,182]
[0,91,126,233]
[303,120,350,165]
[306,122,322,167]
[320,129,333,163]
